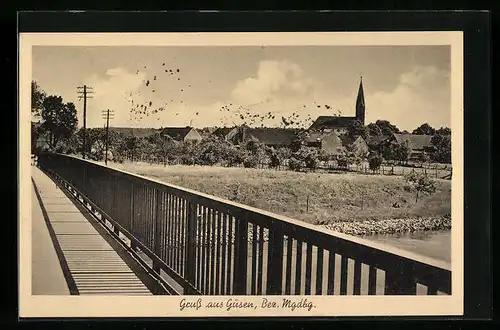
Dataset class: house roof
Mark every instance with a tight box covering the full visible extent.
[305,131,338,143]
[393,134,434,150]
[309,116,357,130]
[212,127,237,137]
[110,127,160,138]
[339,135,365,147]
[366,135,391,146]
[245,127,301,146]
[160,127,196,140]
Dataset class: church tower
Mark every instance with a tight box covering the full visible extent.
[355,76,366,125]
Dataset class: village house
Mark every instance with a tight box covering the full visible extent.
[366,135,391,154]
[305,131,346,156]
[227,125,300,149]
[389,133,436,160]
[211,126,240,141]
[160,126,203,142]
[339,135,370,158]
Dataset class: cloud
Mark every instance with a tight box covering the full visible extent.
[231,60,317,105]
[366,65,450,131]
[81,67,148,127]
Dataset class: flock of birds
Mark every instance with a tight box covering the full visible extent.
[124,61,343,129]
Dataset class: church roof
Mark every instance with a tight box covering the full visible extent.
[308,116,358,130]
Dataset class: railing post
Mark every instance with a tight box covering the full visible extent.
[184,201,197,294]
[267,227,284,295]
[233,215,248,294]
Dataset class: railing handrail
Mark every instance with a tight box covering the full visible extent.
[48,152,451,273]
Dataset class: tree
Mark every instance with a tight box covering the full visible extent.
[40,96,78,149]
[374,120,400,136]
[368,153,383,172]
[394,141,412,164]
[431,134,451,163]
[31,81,46,117]
[413,123,436,135]
[436,127,451,135]
[346,119,368,139]
[290,130,309,152]
[416,151,430,165]
[383,140,411,164]
[366,123,383,137]
[404,172,437,203]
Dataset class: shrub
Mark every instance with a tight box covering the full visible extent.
[243,155,259,168]
[304,153,318,170]
[269,153,281,168]
[368,153,383,172]
[337,156,349,169]
[404,171,437,203]
[288,157,302,171]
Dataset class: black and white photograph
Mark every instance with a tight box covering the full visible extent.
[19,31,464,317]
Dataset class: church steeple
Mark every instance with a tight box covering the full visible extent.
[355,76,366,125]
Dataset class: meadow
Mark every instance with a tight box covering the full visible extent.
[108,161,451,235]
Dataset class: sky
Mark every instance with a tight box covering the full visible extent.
[32,45,451,131]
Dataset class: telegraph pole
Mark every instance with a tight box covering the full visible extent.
[77,85,94,159]
[101,109,114,165]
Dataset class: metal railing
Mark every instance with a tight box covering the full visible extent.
[38,152,451,296]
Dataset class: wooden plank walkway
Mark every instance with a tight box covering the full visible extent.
[31,166,153,296]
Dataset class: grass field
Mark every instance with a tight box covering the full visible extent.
[108,161,451,233]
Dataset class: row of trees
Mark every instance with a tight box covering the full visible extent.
[31,80,451,170]
[31,81,78,152]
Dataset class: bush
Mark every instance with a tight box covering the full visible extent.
[243,155,259,168]
[269,153,281,168]
[337,157,349,169]
[368,154,383,172]
[304,153,318,170]
[288,157,302,171]
[404,171,437,203]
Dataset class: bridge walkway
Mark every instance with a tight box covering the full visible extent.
[31,166,155,295]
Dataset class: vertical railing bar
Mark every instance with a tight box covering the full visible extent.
[176,197,182,274]
[166,193,172,266]
[210,208,216,295]
[285,236,293,295]
[327,251,336,295]
[353,261,362,295]
[180,198,186,277]
[226,215,233,295]
[200,206,207,294]
[220,212,227,295]
[295,240,303,295]
[215,211,222,295]
[256,225,264,295]
[316,248,324,295]
[195,204,202,290]
[251,223,258,295]
[340,256,348,295]
[368,265,377,295]
[304,243,313,295]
